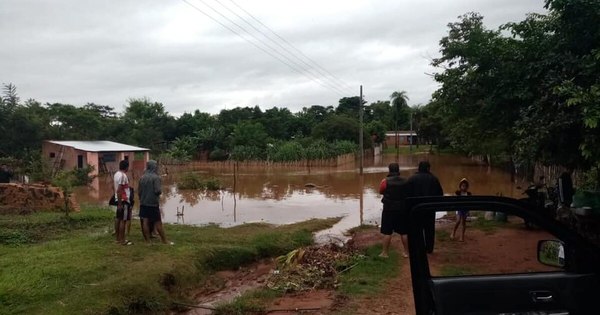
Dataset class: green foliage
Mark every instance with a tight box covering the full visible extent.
[230,145,265,161]
[177,173,222,190]
[208,148,228,161]
[312,114,360,143]
[213,289,278,315]
[366,120,387,144]
[337,245,400,296]
[51,171,75,216]
[71,165,96,186]
[268,140,305,162]
[390,91,410,130]
[430,3,600,170]
[168,136,197,162]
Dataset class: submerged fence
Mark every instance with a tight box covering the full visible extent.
[159,153,357,170]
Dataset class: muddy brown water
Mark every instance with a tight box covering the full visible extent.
[75,153,521,235]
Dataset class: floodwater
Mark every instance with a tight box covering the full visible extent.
[75,153,520,235]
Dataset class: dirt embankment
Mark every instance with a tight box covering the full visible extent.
[0,183,79,214]
[183,221,557,315]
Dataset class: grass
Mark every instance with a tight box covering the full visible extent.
[337,245,400,296]
[0,208,339,315]
[470,216,510,234]
[213,289,280,315]
[436,230,452,242]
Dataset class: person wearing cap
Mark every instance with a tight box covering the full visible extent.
[451,178,472,242]
[407,161,443,254]
[378,163,410,258]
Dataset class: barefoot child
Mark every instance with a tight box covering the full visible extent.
[451,178,471,242]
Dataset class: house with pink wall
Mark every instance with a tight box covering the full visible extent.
[42,140,150,176]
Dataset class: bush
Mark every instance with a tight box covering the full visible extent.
[209,148,228,161]
[204,178,221,191]
[71,165,96,186]
[177,173,222,190]
[177,173,205,190]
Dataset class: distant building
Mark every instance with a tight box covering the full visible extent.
[384,131,417,148]
[42,140,150,176]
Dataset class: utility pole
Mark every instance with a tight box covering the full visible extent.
[359,85,364,175]
[409,112,413,153]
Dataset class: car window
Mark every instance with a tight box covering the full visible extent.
[427,209,562,277]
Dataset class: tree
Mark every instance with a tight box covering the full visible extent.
[335,96,361,118]
[312,115,360,143]
[230,121,269,149]
[390,91,410,150]
[122,98,175,148]
[369,100,394,130]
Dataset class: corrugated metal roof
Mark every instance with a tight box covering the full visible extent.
[385,132,417,136]
[46,140,149,152]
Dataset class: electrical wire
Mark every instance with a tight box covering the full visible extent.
[194,0,349,96]
[212,0,354,95]
[181,0,350,97]
[226,0,356,92]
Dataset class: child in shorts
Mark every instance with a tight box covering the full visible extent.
[451,178,471,242]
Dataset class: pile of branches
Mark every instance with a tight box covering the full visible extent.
[267,243,363,293]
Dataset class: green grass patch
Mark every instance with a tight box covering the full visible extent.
[436,230,451,242]
[337,245,400,296]
[0,208,339,315]
[470,216,509,234]
[439,265,478,277]
[345,224,376,235]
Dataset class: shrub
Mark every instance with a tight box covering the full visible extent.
[204,178,221,191]
[209,148,228,161]
[71,165,96,186]
[177,173,204,190]
[177,173,222,190]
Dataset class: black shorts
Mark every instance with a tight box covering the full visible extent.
[380,209,409,235]
[139,205,162,222]
[116,203,132,221]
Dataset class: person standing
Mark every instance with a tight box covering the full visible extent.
[407,161,443,253]
[114,160,132,245]
[379,163,410,258]
[138,160,172,245]
[451,178,472,242]
[0,164,13,183]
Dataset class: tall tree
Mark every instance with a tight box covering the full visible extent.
[390,91,410,149]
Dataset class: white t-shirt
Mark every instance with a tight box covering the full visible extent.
[113,171,131,201]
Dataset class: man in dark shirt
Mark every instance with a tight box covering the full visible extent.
[407,161,443,253]
[379,163,410,258]
[0,164,13,183]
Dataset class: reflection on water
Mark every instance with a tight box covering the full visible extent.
[75,153,519,234]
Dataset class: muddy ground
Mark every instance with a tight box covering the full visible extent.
[185,220,557,314]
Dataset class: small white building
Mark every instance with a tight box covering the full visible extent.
[42,140,150,176]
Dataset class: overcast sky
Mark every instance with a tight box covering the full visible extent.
[1,0,546,115]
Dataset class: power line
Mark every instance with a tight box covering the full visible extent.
[212,0,354,95]
[226,0,356,92]
[181,0,349,97]
[193,0,349,96]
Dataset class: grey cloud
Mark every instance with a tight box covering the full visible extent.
[1,0,547,115]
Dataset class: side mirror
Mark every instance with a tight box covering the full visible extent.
[537,240,565,268]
